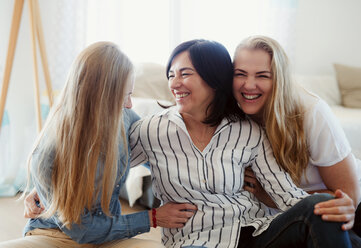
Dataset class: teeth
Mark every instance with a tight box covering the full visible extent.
[175,93,190,98]
[242,93,261,100]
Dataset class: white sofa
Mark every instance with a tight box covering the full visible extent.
[295,75,361,159]
[125,64,361,207]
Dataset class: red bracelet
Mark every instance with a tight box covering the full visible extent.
[152,208,157,228]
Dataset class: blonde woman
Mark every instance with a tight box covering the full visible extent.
[233,35,361,245]
[0,42,195,248]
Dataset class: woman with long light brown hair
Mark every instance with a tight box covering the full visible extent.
[0,41,196,248]
[233,35,361,246]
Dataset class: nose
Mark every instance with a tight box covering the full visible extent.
[243,76,257,90]
[124,96,132,109]
[169,75,182,90]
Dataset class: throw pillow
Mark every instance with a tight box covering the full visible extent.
[133,63,175,103]
[334,63,361,108]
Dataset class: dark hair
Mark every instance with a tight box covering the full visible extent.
[166,39,244,126]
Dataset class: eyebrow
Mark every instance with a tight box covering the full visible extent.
[234,69,271,74]
[256,71,271,75]
[169,67,195,74]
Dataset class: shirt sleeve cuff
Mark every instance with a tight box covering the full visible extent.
[126,210,151,237]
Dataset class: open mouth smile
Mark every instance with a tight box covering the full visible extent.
[242,93,261,100]
[175,92,190,99]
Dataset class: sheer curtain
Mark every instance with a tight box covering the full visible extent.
[85,0,297,63]
[170,0,298,60]
[0,0,298,196]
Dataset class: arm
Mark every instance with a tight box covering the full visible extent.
[245,153,358,230]
[317,154,360,207]
[251,136,308,211]
[28,120,196,243]
[304,99,360,230]
[244,167,277,208]
[129,119,149,167]
[25,187,197,244]
[312,154,359,230]
[61,202,196,244]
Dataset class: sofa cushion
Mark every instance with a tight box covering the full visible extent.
[133,63,175,103]
[331,105,361,158]
[132,97,172,118]
[294,75,341,106]
[334,63,361,108]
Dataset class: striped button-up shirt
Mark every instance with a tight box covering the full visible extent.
[130,107,307,248]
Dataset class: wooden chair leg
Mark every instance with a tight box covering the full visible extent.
[28,0,42,132]
[0,0,24,129]
[34,0,53,107]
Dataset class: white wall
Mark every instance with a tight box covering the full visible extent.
[294,0,361,75]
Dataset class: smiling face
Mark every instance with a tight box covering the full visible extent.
[168,51,215,121]
[233,48,273,120]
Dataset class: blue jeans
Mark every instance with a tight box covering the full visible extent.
[238,194,352,248]
[353,202,361,237]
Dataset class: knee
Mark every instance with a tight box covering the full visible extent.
[290,194,334,220]
[299,193,334,209]
[296,194,345,231]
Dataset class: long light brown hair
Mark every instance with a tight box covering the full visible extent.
[234,36,308,185]
[27,42,133,227]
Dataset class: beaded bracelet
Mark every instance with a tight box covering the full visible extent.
[152,208,157,228]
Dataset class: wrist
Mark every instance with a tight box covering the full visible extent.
[151,208,157,228]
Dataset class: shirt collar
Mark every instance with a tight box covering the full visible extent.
[167,107,232,138]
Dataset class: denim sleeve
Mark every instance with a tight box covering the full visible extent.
[30,151,53,208]
[59,210,150,244]
[124,108,141,128]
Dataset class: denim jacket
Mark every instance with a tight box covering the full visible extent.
[23,109,150,244]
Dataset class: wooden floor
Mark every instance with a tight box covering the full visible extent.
[0,194,161,243]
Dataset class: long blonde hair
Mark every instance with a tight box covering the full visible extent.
[235,36,308,185]
[28,42,133,227]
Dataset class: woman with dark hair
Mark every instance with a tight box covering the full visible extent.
[164,39,241,127]
[129,39,351,248]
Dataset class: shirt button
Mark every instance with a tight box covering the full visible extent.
[202,179,206,183]
[116,184,120,188]
[99,211,103,215]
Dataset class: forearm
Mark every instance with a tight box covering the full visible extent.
[253,140,308,211]
[318,154,360,207]
[61,210,150,244]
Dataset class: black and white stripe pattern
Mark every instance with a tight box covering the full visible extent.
[130,107,307,248]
